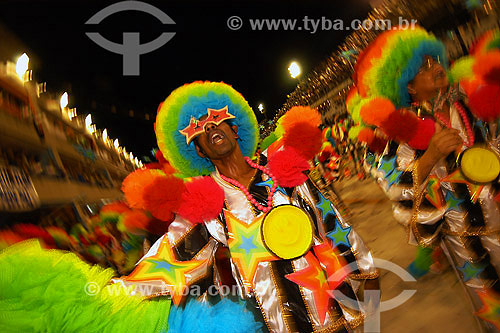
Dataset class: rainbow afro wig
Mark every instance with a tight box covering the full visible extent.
[354,26,446,107]
[155,81,258,177]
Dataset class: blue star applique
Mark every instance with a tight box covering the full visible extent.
[327,222,352,248]
[147,259,178,273]
[255,178,288,196]
[239,235,258,256]
[385,169,403,189]
[458,261,485,282]
[445,191,464,212]
[377,156,397,177]
[316,191,335,219]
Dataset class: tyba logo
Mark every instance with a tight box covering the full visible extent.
[85,1,175,76]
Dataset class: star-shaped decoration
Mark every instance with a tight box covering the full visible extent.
[316,191,336,219]
[255,178,288,197]
[377,156,397,176]
[205,105,235,127]
[457,261,485,282]
[475,289,500,330]
[445,191,464,212]
[425,175,444,209]
[385,168,403,189]
[441,170,485,204]
[224,210,277,288]
[313,242,348,290]
[327,221,352,248]
[179,116,204,145]
[125,238,206,305]
[286,252,331,325]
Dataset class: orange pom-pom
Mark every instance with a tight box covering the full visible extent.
[178,176,225,224]
[121,169,164,209]
[100,201,131,214]
[143,176,185,221]
[121,209,151,234]
[281,106,321,132]
[283,123,323,160]
[357,128,375,144]
[359,98,395,127]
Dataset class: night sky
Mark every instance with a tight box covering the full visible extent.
[1,0,371,160]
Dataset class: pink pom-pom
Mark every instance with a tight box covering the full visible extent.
[408,118,436,150]
[143,176,185,221]
[468,84,500,122]
[268,148,310,187]
[178,176,225,224]
[283,123,323,160]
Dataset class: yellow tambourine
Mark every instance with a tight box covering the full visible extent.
[261,205,314,260]
[458,146,500,184]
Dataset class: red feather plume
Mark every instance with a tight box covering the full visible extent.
[407,118,436,150]
[380,109,418,142]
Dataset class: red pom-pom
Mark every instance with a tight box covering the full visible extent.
[268,148,310,187]
[380,109,418,142]
[178,176,225,224]
[156,149,168,165]
[474,51,500,86]
[368,135,388,154]
[468,84,500,122]
[357,128,375,144]
[408,118,436,150]
[359,98,395,127]
[144,162,163,170]
[283,123,323,160]
[145,218,172,235]
[143,176,186,221]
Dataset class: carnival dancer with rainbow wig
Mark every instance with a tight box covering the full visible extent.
[114,81,379,332]
[347,27,500,330]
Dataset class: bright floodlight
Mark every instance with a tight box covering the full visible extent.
[60,92,68,109]
[102,129,108,141]
[16,53,29,81]
[114,139,120,149]
[258,104,264,112]
[288,61,301,78]
[85,114,92,128]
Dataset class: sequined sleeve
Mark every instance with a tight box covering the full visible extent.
[375,141,446,246]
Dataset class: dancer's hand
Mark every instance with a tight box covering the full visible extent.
[426,125,463,162]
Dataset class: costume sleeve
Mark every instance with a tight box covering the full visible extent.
[302,169,378,280]
[374,141,446,246]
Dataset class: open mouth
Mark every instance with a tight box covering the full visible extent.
[210,130,226,145]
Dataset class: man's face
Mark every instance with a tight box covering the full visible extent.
[194,119,239,160]
[409,55,448,102]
